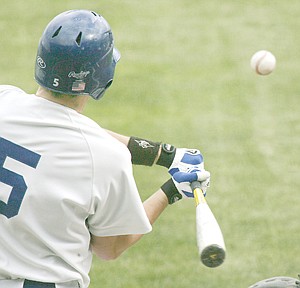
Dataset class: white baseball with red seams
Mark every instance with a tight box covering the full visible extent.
[250,50,276,75]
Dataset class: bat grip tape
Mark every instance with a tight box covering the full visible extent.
[191,181,206,206]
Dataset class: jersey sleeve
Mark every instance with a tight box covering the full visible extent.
[87,137,152,237]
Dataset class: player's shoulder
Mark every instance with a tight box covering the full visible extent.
[71,113,128,150]
[0,85,25,95]
[105,132,131,161]
[93,127,130,157]
[81,124,131,166]
[0,85,25,93]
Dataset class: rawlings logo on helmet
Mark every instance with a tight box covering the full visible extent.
[68,71,90,80]
[36,56,46,69]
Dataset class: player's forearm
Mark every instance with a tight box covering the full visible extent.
[143,189,169,225]
[105,130,164,165]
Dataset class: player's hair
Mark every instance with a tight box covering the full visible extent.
[50,90,77,99]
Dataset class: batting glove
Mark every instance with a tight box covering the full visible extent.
[161,167,210,204]
[168,148,205,176]
[173,168,210,196]
[156,144,203,170]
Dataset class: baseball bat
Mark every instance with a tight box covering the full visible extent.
[191,181,226,268]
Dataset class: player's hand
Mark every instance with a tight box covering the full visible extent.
[173,168,211,198]
[168,148,204,176]
[168,148,209,195]
[161,167,210,204]
[156,145,203,170]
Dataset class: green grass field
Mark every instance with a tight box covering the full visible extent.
[1,1,299,287]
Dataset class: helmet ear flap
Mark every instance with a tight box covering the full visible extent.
[90,80,114,100]
[105,80,113,89]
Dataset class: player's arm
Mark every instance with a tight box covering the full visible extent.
[105,130,130,146]
[90,168,210,260]
[90,189,168,260]
[105,129,203,170]
[105,130,163,165]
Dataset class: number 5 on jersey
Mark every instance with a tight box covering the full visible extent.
[0,137,41,219]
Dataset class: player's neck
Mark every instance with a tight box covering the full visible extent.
[35,87,89,113]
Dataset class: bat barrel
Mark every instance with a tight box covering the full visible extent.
[191,181,226,268]
[200,244,226,268]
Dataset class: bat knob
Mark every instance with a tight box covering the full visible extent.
[200,245,226,268]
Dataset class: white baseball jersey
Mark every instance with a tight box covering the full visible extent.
[0,85,152,288]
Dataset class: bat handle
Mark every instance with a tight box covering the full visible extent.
[191,181,201,191]
[191,181,206,206]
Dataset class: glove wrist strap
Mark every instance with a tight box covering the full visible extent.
[156,143,176,168]
[161,179,182,205]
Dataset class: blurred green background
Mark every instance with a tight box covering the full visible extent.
[1,1,299,287]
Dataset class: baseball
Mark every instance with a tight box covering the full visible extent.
[250,50,276,75]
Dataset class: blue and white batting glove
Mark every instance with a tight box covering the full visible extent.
[173,168,210,197]
[168,148,205,176]
[161,167,210,204]
[156,144,203,170]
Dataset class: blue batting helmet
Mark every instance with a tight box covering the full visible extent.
[35,10,120,100]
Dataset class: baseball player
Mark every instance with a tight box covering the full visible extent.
[248,275,300,288]
[0,10,210,288]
